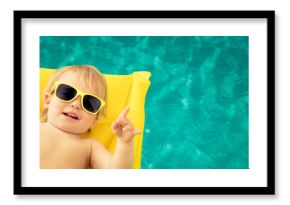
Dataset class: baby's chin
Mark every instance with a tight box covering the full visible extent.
[59,126,88,135]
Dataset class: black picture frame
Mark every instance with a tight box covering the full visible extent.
[14,10,275,195]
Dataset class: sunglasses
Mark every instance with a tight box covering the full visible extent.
[50,81,106,115]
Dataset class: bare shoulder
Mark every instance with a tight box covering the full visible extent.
[40,123,48,133]
[40,123,54,142]
[88,137,112,168]
[83,137,105,150]
[81,137,106,153]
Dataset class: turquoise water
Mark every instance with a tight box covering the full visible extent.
[40,36,249,169]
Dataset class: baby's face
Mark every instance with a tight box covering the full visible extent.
[46,72,99,135]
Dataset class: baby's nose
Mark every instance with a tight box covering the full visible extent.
[70,96,81,109]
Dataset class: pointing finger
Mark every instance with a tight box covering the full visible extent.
[116,107,130,121]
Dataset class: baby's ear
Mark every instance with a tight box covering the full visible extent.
[43,92,52,109]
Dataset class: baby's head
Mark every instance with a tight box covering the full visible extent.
[41,65,107,135]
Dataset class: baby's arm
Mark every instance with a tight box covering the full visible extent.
[109,139,134,168]
[89,139,134,169]
[90,107,141,169]
[110,107,141,168]
[89,138,134,169]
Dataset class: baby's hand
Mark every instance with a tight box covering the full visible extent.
[111,107,142,143]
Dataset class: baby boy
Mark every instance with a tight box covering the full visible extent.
[40,65,141,169]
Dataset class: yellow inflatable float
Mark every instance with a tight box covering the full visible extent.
[39,68,151,169]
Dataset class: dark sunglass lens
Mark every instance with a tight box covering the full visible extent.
[83,95,101,113]
[56,84,77,101]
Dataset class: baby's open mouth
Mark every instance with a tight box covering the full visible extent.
[63,112,79,120]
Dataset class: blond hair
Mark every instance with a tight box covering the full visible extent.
[40,65,107,123]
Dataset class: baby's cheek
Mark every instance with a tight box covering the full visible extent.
[47,101,60,117]
[51,99,66,111]
[83,115,97,127]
